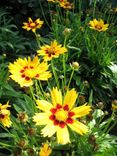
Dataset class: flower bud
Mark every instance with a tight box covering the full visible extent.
[17,112,28,123]
[28,128,36,136]
[70,62,80,71]
[63,28,72,36]
[59,75,64,79]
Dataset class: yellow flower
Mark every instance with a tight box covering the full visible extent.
[39,143,52,156]
[22,17,44,33]
[48,0,73,10]
[59,0,73,10]
[112,100,117,111]
[8,56,52,87]
[89,19,109,32]
[37,40,67,61]
[0,102,12,127]
[33,87,91,144]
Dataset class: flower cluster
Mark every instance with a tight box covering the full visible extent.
[33,87,91,144]
[8,56,51,87]
[0,102,12,127]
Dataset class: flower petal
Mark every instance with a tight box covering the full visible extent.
[56,126,70,144]
[36,100,53,112]
[72,104,91,118]
[63,89,78,110]
[51,87,62,106]
[33,113,51,125]
[68,120,88,135]
[41,123,57,137]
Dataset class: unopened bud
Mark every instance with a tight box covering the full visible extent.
[63,28,72,36]
[28,128,36,136]
[59,75,64,79]
[17,139,26,149]
[17,112,28,123]
[70,62,80,71]
[96,102,104,110]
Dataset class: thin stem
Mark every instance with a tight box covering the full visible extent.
[29,86,36,101]
[93,0,97,18]
[67,69,74,90]
[51,60,59,88]
[39,80,45,96]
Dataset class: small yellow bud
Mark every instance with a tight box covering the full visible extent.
[59,75,64,79]
[70,62,80,71]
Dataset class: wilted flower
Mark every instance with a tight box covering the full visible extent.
[33,87,91,144]
[89,19,109,32]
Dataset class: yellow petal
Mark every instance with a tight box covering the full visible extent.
[72,104,91,118]
[63,89,78,109]
[56,126,70,144]
[41,123,57,137]
[28,17,33,22]
[33,113,51,125]
[36,100,53,112]
[68,120,88,135]
[51,87,62,106]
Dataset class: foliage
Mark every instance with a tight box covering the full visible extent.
[0,0,117,156]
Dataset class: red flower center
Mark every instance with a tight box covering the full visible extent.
[49,104,75,128]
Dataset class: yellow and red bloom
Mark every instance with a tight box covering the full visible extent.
[39,143,52,156]
[37,40,67,61]
[8,56,52,87]
[33,87,91,144]
[59,0,73,10]
[22,17,44,33]
[89,19,109,32]
[0,102,12,127]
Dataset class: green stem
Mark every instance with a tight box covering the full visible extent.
[38,0,50,29]
[103,112,114,134]
[93,0,97,18]
[67,69,74,90]
[63,54,66,86]
[29,86,36,101]
[51,60,59,88]
[39,80,45,96]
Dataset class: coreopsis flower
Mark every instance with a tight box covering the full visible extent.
[112,100,117,111]
[8,56,52,87]
[39,143,52,156]
[33,87,91,144]
[22,17,44,33]
[59,0,73,10]
[37,40,67,61]
[89,19,109,32]
[0,102,12,127]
